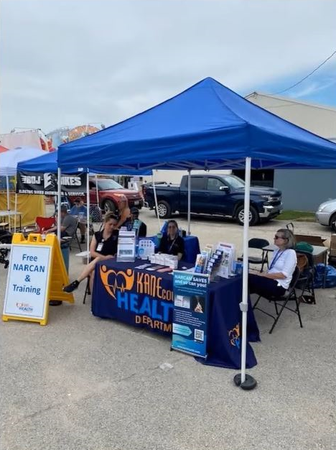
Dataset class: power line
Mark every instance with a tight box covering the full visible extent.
[272,50,336,95]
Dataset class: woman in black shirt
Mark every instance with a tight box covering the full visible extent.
[158,219,184,260]
[63,213,119,293]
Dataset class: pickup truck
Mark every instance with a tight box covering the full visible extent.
[69,178,144,213]
[143,174,282,225]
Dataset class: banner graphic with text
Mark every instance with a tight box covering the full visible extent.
[3,245,51,320]
[17,171,87,196]
[172,271,209,358]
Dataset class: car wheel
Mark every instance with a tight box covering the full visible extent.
[236,205,259,226]
[330,213,336,231]
[157,200,171,219]
[103,200,116,213]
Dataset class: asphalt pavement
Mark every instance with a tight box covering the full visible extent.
[1,210,335,450]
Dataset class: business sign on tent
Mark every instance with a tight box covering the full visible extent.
[17,171,87,196]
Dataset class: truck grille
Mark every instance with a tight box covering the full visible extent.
[268,196,281,206]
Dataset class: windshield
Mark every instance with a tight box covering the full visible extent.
[97,179,123,190]
[224,175,245,189]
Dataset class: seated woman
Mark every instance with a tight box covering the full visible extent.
[158,219,185,261]
[63,212,119,293]
[249,228,297,298]
[115,195,131,229]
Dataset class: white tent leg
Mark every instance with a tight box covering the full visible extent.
[152,170,161,230]
[95,174,99,206]
[187,169,191,235]
[86,171,90,263]
[234,157,257,390]
[6,176,11,232]
[57,168,61,242]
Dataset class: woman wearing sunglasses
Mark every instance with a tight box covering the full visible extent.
[249,229,297,298]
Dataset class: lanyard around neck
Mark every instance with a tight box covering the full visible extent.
[167,236,177,253]
[269,250,286,270]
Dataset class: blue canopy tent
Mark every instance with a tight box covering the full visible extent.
[58,77,336,389]
[17,149,151,175]
[58,77,336,172]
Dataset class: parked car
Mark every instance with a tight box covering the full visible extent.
[143,174,282,225]
[316,199,336,230]
[69,178,143,213]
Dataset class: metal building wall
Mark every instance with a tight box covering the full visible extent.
[246,93,336,211]
[274,169,336,211]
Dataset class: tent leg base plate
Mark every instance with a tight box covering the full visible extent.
[233,373,257,390]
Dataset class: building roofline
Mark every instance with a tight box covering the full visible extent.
[245,92,336,113]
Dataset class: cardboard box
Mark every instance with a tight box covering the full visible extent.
[330,234,336,257]
[295,234,326,246]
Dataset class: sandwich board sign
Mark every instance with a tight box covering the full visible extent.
[2,233,74,326]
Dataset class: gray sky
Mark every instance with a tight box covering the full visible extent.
[1,0,336,134]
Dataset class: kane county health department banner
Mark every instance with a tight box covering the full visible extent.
[17,171,87,196]
[92,260,176,334]
[172,271,209,358]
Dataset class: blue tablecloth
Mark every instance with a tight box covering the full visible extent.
[92,260,259,369]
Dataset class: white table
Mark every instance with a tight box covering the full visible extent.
[0,211,22,231]
[263,244,328,288]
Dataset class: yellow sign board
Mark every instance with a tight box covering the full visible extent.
[2,233,74,326]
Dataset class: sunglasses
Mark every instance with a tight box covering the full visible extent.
[274,235,286,240]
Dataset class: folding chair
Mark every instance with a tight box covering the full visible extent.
[35,216,55,232]
[286,222,294,233]
[0,230,12,268]
[239,238,269,272]
[89,205,103,223]
[83,277,91,304]
[83,254,94,304]
[296,251,316,304]
[253,266,303,334]
[68,219,83,252]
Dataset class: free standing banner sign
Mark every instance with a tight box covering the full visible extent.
[16,171,87,196]
[172,271,209,358]
[3,244,52,322]
[2,233,74,326]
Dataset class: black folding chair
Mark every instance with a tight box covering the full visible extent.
[240,238,270,272]
[253,266,303,334]
[83,277,91,304]
[296,251,316,304]
[69,219,83,252]
[286,222,295,233]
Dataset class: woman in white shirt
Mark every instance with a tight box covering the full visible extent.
[249,229,297,298]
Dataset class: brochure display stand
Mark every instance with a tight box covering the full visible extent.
[117,229,136,262]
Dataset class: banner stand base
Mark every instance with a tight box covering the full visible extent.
[3,315,47,326]
[170,346,208,359]
[233,373,257,390]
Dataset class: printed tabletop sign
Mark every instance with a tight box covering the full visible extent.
[3,245,52,322]
[172,271,209,358]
